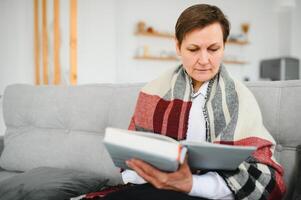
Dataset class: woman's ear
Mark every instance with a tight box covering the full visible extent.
[175,40,181,57]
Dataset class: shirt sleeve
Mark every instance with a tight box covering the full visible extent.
[121,169,147,184]
[189,172,234,200]
[122,170,234,199]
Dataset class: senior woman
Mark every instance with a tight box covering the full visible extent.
[103,4,285,200]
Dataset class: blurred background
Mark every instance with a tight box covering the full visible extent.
[0,0,300,135]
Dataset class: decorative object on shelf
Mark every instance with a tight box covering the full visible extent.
[228,34,246,43]
[135,22,174,38]
[136,21,146,33]
[160,50,169,58]
[159,50,177,58]
[135,45,151,57]
[243,77,250,82]
[143,45,150,57]
[135,46,144,57]
[241,23,250,41]
[134,46,178,61]
[146,27,154,34]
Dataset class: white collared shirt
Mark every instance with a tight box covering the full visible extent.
[122,82,234,199]
[186,82,234,199]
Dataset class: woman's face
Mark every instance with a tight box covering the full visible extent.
[176,22,225,90]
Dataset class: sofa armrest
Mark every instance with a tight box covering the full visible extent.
[0,136,4,156]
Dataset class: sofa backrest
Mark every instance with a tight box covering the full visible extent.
[246,80,301,199]
[2,84,143,134]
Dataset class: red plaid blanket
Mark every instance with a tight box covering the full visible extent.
[71,184,132,200]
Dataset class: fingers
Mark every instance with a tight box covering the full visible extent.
[126,159,161,179]
[126,159,168,188]
[126,159,153,180]
[126,158,193,193]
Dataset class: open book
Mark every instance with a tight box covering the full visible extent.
[103,127,256,172]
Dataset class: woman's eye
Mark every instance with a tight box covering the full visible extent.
[188,49,198,52]
[209,48,219,52]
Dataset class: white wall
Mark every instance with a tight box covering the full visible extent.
[77,0,117,84]
[0,0,34,94]
[0,0,34,136]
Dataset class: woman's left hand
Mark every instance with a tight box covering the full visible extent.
[126,157,193,193]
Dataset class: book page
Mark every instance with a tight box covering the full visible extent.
[181,140,257,150]
[109,128,178,143]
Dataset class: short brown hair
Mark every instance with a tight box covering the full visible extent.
[175,4,230,47]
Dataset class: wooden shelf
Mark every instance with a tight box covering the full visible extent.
[226,40,249,45]
[136,32,249,44]
[223,60,248,65]
[134,56,179,61]
[135,31,174,39]
[135,31,249,45]
[134,56,245,64]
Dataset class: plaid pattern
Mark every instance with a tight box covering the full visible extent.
[71,184,133,200]
[129,65,286,200]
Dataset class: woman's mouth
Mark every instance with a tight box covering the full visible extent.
[195,68,211,72]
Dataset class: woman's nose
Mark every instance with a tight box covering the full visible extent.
[198,50,209,65]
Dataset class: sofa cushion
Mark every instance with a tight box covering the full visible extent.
[0,170,20,183]
[0,167,108,200]
[0,129,122,185]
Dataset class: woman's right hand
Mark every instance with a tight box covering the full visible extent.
[126,156,193,193]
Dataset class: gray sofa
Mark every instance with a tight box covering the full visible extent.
[0,81,300,200]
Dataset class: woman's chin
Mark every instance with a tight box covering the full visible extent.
[192,74,213,83]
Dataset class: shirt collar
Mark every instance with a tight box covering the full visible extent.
[191,81,209,98]
[183,68,209,98]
